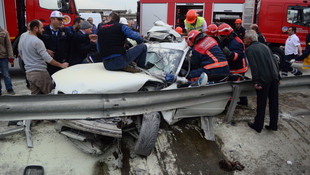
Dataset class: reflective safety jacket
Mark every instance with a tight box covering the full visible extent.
[184,17,205,32]
[222,36,248,75]
[188,37,230,81]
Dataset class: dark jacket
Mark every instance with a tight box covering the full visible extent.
[221,34,248,74]
[188,36,230,81]
[69,31,97,66]
[234,26,246,41]
[98,21,143,59]
[246,41,280,86]
[298,33,310,60]
[257,31,267,45]
[42,25,71,75]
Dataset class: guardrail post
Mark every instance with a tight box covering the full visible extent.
[224,85,241,122]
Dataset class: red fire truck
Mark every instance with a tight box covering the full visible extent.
[138,0,310,63]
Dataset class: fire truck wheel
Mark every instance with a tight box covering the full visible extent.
[271,47,284,70]
[134,112,161,157]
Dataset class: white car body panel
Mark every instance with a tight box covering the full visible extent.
[52,63,162,94]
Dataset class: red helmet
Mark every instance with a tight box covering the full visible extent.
[206,24,218,36]
[175,26,183,34]
[187,30,200,45]
[186,10,198,24]
[217,23,233,36]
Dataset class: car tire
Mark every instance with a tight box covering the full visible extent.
[134,112,161,156]
[271,47,284,70]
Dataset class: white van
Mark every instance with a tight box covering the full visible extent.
[79,13,102,28]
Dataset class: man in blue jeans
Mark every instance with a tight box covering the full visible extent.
[97,12,146,72]
[0,25,15,95]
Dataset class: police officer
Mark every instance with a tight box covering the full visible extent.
[42,11,71,76]
[184,10,207,33]
[186,30,230,82]
[218,23,248,105]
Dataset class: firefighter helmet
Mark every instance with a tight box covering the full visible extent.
[187,30,200,45]
[217,23,233,36]
[176,26,183,34]
[235,18,242,24]
[206,24,218,36]
[186,10,198,24]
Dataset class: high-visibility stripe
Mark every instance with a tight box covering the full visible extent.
[242,58,246,68]
[233,52,238,61]
[205,50,218,63]
[191,77,200,82]
[230,66,248,74]
[203,61,228,70]
[10,37,15,40]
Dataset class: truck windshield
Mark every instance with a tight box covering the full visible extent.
[287,6,310,27]
[39,0,59,10]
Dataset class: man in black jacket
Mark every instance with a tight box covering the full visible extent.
[250,24,266,44]
[42,11,71,76]
[244,30,281,133]
[69,21,97,66]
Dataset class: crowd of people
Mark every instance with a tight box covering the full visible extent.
[1,9,309,133]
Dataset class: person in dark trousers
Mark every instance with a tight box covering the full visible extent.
[69,21,97,66]
[297,33,310,61]
[233,19,246,41]
[280,26,303,77]
[97,12,147,72]
[42,11,71,76]
[186,30,230,82]
[250,24,266,44]
[244,30,281,133]
[0,25,15,95]
[218,23,248,105]
[66,17,84,34]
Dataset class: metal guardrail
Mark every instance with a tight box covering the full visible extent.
[0,75,309,121]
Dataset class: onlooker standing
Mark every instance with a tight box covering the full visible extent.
[234,19,246,41]
[128,20,136,31]
[0,25,15,95]
[87,17,97,34]
[250,24,266,44]
[42,11,71,76]
[244,30,280,133]
[66,17,84,34]
[20,20,68,95]
[97,16,108,30]
[69,21,97,66]
[280,26,303,77]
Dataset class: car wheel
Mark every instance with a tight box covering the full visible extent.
[134,112,161,156]
[271,47,284,70]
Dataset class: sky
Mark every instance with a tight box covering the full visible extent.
[75,0,139,13]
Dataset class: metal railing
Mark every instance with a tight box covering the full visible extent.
[0,75,309,121]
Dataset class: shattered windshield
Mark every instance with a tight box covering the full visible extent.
[145,48,184,75]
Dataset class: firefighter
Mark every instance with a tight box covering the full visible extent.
[206,24,219,43]
[175,26,183,35]
[186,30,230,82]
[217,23,248,105]
[184,10,207,33]
[233,18,246,41]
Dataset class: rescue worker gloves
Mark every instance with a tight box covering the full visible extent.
[222,47,231,57]
[186,10,198,24]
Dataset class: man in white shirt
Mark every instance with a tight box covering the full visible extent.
[281,26,302,77]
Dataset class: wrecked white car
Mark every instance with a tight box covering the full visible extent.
[52,21,231,157]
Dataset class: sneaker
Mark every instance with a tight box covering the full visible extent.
[281,72,288,77]
[122,65,141,73]
[7,89,15,95]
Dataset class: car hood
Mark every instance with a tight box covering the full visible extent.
[52,63,162,94]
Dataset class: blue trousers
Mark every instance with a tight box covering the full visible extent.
[104,44,147,71]
[0,58,13,92]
